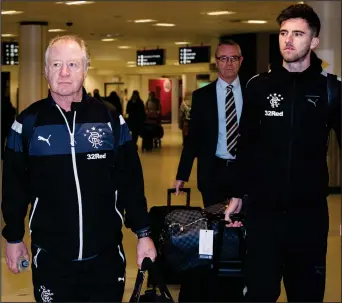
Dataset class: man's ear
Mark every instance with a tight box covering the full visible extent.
[44,66,48,80]
[311,37,319,50]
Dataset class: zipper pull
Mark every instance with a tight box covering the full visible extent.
[70,134,75,147]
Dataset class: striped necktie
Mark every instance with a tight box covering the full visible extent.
[225,84,238,156]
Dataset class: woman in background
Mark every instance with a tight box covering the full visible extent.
[126,90,146,146]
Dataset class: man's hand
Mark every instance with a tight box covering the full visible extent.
[136,237,157,269]
[173,180,185,195]
[224,198,243,227]
[5,241,30,274]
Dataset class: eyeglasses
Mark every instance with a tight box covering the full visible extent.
[216,56,241,63]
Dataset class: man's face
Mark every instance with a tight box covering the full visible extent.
[279,18,319,63]
[45,40,87,97]
[215,44,243,81]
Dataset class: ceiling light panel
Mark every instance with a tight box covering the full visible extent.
[1,34,17,37]
[101,38,117,42]
[118,46,131,49]
[64,1,94,5]
[1,10,24,15]
[243,20,268,24]
[154,23,175,27]
[134,19,156,23]
[207,11,235,16]
[48,29,67,32]
[175,41,191,45]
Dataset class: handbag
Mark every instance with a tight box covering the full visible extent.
[129,258,174,303]
[160,208,208,272]
[160,200,245,272]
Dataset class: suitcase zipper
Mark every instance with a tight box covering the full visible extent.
[169,218,208,231]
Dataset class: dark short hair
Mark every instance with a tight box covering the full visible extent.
[276,4,321,37]
[216,38,241,56]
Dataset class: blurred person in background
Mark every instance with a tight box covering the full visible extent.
[126,90,146,146]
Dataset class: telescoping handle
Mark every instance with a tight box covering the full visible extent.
[167,188,191,208]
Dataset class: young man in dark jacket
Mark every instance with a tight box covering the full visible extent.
[225,4,341,302]
[2,35,156,302]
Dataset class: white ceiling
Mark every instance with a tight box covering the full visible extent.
[2,1,297,72]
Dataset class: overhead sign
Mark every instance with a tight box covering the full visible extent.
[179,46,211,64]
[136,49,165,66]
[2,42,19,65]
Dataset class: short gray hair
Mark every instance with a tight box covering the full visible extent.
[45,34,91,70]
[215,38,242,57]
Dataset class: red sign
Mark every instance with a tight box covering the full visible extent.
[148,78,172,123]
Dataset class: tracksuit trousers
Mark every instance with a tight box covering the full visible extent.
[31,243,126,302]
[244,200,329,302]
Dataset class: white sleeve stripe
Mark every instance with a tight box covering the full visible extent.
[11,120,23,134]
[337,76,341,82]
[119,115,126,125]
[107,122,112,130]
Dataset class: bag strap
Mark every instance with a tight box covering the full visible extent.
[327,73,338,106]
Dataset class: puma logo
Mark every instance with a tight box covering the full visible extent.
[38,135,51,146]
[307,98,318,107]
[306,95,320,107]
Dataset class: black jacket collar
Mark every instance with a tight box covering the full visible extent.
[270,51,323,77]
[47,87,89,110]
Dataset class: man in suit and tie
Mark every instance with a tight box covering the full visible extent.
[173,39,245,302]
[174,38,244,208]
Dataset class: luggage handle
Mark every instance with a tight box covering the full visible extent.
[129,258,174,303]
[203,211,245,224]
[167,188,191,209]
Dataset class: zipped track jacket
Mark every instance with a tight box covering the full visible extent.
[2,88,150,260]
[233,53,341,210]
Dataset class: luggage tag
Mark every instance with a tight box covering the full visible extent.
[199,229,214,259]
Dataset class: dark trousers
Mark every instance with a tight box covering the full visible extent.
[31,244,126,302]
[244,202,329,302]
[131,130,139,145]
[201,157,237,208]
[178,265,245,302]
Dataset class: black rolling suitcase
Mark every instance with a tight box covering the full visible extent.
[148,188,202,285]
[210,214,247,302]
[141,123,154,151]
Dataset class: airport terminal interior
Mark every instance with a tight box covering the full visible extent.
[1,1,341,302]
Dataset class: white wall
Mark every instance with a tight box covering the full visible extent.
[84,70,106,96]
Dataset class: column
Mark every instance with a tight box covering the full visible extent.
[171,78,180,127]
[256,32,270,74]
[306,1,341,76]
[306,1,341,190]
[19,21,48,112]
[181,74,197,99]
